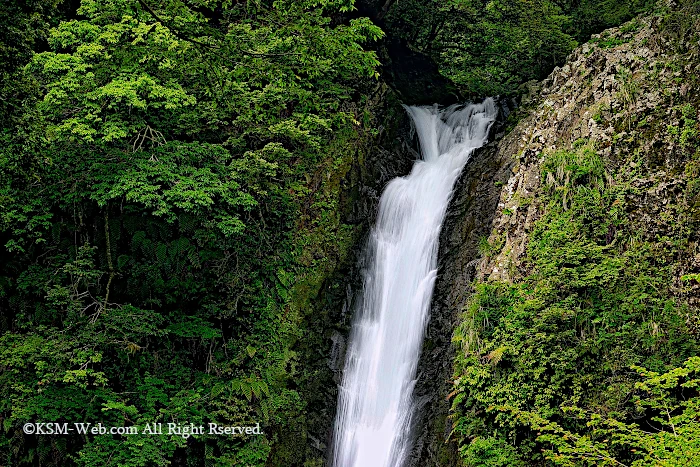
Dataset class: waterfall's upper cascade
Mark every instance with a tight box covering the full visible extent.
[332,99,498,467]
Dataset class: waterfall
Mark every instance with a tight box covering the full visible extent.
[331,99,498,467]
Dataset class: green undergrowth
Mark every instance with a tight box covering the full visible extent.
[451,140,700,465]
[0,116,374,467]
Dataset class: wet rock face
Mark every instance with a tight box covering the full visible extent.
[407,100,516,467]
[306,96,514,466]
[294,85,417,466]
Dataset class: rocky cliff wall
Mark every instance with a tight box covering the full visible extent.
[424,8,700,465]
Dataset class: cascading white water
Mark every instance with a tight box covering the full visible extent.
[332,98,497,467]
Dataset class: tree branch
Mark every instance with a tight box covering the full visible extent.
[102,209,115,315]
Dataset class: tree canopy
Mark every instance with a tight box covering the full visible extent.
[1,1,383,465]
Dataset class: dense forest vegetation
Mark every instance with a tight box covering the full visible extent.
[448,2,700,466]
[377,0,655,96]
[0,0,698,466]
[1,1,384,465]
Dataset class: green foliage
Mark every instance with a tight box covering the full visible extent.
[565,0,655,42]
[381,0,655,96]
[511,357,700,466]
[460,436,526,467]
[658,0,700,53]
[450,144,698,465]
[0,0,383,465]
[0,0,64,129]
[666,104,699,149]
[591,34,628,49]
[434,0,576,96]
[679,105,698,148]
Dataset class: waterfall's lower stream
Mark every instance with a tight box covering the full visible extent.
[332,99,498,467]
